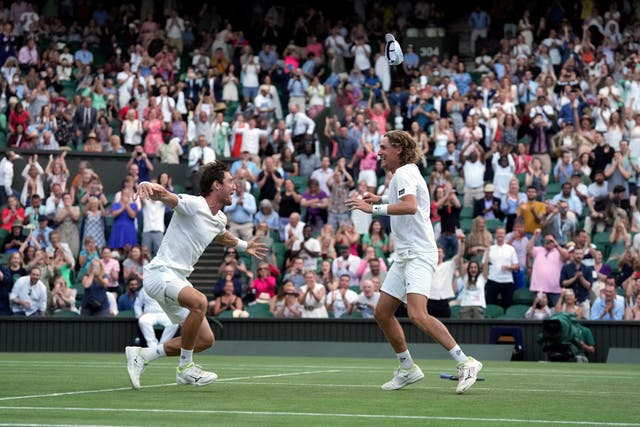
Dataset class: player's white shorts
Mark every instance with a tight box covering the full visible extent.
[381,253,437,303]
[143,264,191,324]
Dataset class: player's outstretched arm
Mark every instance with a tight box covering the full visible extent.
[214,231,268,260]
[136,181,179,208]
[347,194,417,215]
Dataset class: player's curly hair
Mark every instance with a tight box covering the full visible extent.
[200,161,228,197]
[384,130,421,165]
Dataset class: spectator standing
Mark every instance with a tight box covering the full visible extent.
[9,267,47,316]
[560,246,595,319]
[482,227,519,310]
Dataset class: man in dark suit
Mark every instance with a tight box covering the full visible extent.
[473,183,504,220]
[73,96,97,149]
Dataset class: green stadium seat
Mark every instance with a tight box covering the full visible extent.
[546,182,562,198]
[513,288,535,305]
[503,304,530,319]
[484,304,505,319]
[246,303,274,318]
[485,218,504,233]
[459,217,473,234]
[116,310,136,318]
[217,310,234,318]
[460,206,474,219]
[290,175,308,193]
[449,304,461,318]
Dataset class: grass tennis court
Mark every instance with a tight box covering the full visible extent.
[0,353,638,427]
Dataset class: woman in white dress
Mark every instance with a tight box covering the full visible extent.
[298,271,328,318]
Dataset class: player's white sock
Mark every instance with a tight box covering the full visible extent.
[396,350,414,369]
[179,348,193,368]
[141,344,166,362]
[449,345,469,363]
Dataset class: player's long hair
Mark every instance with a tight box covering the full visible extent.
[200,161,228,197]
[384,130,421,165]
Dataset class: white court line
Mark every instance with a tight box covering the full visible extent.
[207,380,633,396]
[0,406,638,426]
[0,361,637,379]
[0,370,339,402]
[0,424,143,427]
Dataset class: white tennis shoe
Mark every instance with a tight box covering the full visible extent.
[176,362,218,386]
[381,365,424,390]
[456,357,483,394]
[125,346,146,390]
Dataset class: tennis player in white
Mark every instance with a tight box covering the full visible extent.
[126,161,266,389]
[347,130,482,393]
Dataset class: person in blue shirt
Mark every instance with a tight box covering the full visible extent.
[224,178,257,241]
[590,279,625,320]
[117,276,140,312]
[254,199,280,237]
[73,41,94,69]
[560,248,594,315]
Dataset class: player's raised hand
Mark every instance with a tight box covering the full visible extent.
[247,237,268,260]
[361,191,381,205]
[136,181,162,202]
[346,195,373,213]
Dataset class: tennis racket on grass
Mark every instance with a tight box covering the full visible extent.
[440,373,485,381]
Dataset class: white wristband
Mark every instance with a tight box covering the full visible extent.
[380,194,389,204]
[372,204,389,215]
[235,239,248,253]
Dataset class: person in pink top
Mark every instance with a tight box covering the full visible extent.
[526,229,571,306]
[356,141,379,193]
[249,261,277,300]
[366,89,390,135]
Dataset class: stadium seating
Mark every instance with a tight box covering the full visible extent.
[503,304,530,319]
[484,304,505,319]
[460,206,474,219]
[513,288,535,305]
[485,218,504,233]
[246,303,274,318]
[449,304,461,318]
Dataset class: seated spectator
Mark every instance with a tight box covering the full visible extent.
[49,274,78,314]
[273,282,302,319]
[290,224,321,273]
[606,219,631,266]
[134,286,179,346]
[591,278,625,320]
[473,183,503,221]
[117,276,140,312]
[1,195,25,232]
[334,219,361,257]
[326,274,359,318]
[78,236,100,279]
[356,246,388,281]
[24,194,47,227]
[213,260,246,300]
[208,279,243,316]
[624,279,640,320]
[248,262,277,303]
[354,279,380,318]
[332,244,362,285]
[32,214,52,250]
[99,247,121,295]
[253,199,280,237]
[9,267,47,316]
[122,245,148,283]
[281,257,305,291]
[80,258,111,316]
[554,288,583,319]
[525,292,554,320]
[317,223,337,261]
[361,218,390,259]
[465,216,493,261]
[318,259,339,291]
[2,219,27,254]
[298,270,328,318]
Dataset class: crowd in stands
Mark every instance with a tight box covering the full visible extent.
[0,1,639,328]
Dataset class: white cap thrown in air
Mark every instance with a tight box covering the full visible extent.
[385,33,404,66]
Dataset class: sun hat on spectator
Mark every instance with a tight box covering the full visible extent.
[484,183,495,192]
